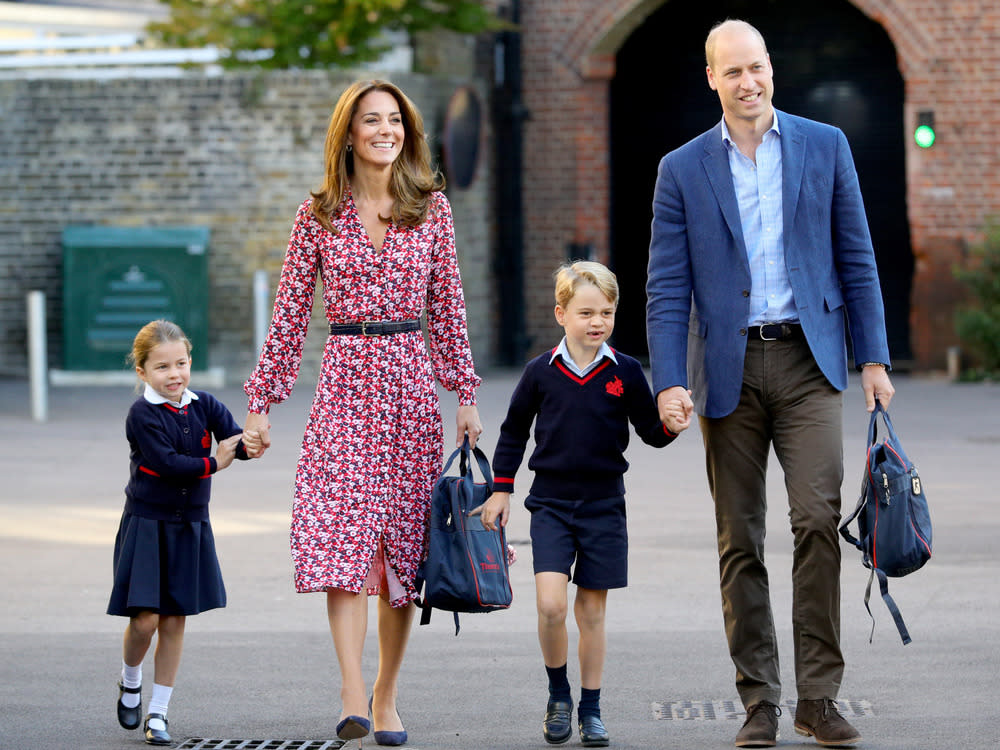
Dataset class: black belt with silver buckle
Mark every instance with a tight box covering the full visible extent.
[748,323,803,341]
[328,319,420,337]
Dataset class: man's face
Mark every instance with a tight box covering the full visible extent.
[706,27,774,128]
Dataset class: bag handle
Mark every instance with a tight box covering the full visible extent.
[866,399,914,479]
[867,399,903,450]
[440,436,494,490]
[461,437,493,489]
[867,399,887,445]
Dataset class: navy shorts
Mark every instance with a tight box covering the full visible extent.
[524,493,627,590]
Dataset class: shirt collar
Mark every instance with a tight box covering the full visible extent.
[549,338,617,368]
[143,383,198,408]
[720,109,781,148]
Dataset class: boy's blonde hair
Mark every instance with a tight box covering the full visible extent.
[554,261,619,308]
[128,320,192,391]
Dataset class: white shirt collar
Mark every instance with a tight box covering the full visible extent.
[550,337,617,377]
[143,383,198,408]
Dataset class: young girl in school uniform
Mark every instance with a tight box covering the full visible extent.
[107,319,254,745]
[475,262,691,747]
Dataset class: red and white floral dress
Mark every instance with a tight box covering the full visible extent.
[245,191,480,606]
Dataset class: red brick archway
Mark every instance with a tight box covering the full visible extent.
[515,0,1000,369]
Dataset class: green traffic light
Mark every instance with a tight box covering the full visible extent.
[914,124,936,148]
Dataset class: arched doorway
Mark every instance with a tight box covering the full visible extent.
[609,0,912,363]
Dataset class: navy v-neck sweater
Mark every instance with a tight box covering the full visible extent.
[492,348,676,501]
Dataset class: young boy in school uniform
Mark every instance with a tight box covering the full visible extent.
[474,261,690,747]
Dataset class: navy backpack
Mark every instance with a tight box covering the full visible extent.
[416,437,512,634]
[840,401,932,644]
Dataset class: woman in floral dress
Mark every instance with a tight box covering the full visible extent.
[243,80,482,745]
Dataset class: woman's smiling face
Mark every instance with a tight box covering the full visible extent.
[348,89,405,170]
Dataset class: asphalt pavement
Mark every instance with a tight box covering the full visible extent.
[1,369,998,750]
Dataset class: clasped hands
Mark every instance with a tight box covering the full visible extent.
[659,387,694,435]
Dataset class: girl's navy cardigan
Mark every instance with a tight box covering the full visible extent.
[492,348,676,501]
[123,391,248,522]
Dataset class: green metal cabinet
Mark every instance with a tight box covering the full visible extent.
[61,226,210,371]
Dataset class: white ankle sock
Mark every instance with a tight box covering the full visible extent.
[120,661,142,708]
[148,683,173,726]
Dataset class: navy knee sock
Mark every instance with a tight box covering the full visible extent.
[545,664,572,703]
[578,687,601,718]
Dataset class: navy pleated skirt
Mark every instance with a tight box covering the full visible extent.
[106,511,227,617]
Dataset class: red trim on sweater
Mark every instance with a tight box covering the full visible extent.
[553,357,612,385]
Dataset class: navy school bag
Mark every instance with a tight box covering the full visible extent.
[416,437,512,634]
[839,401,932,644]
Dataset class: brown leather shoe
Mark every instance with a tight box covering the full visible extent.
[794,698,861,746]
[734,701,781,747]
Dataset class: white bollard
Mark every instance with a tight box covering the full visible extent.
[253,269,270,356]
[947,346,962,381]
[27,290,48,422]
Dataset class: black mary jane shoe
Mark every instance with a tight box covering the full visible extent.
[116,681,142,730]
[579,714,610,747]
[543,699,573,745]
[143,713,171,746]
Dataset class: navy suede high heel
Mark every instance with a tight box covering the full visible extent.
[335,714,371,741]
[370,695,408,746]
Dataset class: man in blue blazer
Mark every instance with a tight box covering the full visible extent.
[646,19,895,748]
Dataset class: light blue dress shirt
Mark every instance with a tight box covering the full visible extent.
[550,337,617,377]
[721,112,798,325]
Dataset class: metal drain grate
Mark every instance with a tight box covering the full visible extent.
[177,741,347,750]
[652,699,875,721]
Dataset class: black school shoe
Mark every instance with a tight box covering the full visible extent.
[578,714,610,747]
[543,699,573,744]
[116,681,142,730]
[143,713,171,746]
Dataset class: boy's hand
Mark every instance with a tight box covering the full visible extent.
[663,398,692,434]
[469,491,511,531]
[215,433,242,470]
[243,429,263,458]
[658,387,693,425]
[659,389,693,435]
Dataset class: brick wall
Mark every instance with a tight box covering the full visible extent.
[515,0,1000,369]
[0,69,494,384]
[4,1,999,380]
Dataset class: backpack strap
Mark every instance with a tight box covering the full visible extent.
[838,472,869,551]
[863,567,912,645]
[414,575,462,635]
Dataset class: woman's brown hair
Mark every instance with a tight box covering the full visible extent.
[310,79,445,232]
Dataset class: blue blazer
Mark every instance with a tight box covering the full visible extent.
[646,110,891,419]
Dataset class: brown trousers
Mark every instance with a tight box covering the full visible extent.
[699,336,845,708]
